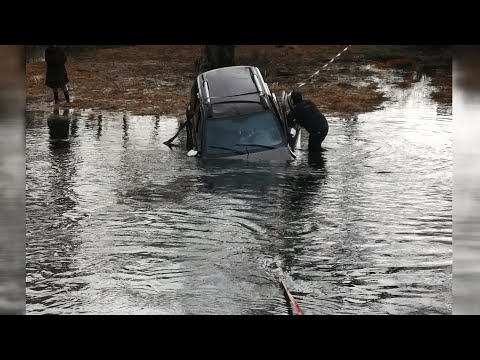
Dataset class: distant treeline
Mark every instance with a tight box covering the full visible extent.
[24,45,133,63]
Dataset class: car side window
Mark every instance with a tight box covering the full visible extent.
[270,93,285,130]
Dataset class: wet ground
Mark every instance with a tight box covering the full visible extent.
[26,69,452,314]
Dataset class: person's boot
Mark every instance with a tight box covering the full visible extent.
[53,91,59,104]
[63,89,70,103]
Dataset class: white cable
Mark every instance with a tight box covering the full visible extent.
[298,45,351,88]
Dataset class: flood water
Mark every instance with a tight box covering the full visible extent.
[26,72,452,314]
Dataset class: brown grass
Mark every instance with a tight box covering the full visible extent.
[376,57,421,72]
[431,87,451,104]
[26,45,451,117]
[430,71,452,104]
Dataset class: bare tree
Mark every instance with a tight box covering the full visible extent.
[196,45,235,73]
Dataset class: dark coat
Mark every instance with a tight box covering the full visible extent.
[287,99,329,151]
[287,100,329,135]
[45,46,69,89]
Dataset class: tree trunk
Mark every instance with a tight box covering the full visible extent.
[24,45,46,63]
[196,45,235,73]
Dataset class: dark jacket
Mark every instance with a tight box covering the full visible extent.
[45,46,69,89]
[287,100,329,134]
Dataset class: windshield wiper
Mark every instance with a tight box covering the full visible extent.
[235,143,276,149]
[208,146,246,155]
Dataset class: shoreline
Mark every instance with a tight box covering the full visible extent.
[26,45,452,119]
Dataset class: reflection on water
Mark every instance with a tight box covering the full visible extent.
[47,108,71,140]
[26,71,452,314]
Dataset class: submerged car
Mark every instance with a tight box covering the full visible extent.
[184,66,301,160]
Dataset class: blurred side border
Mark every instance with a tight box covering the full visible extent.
[0,45,26,314]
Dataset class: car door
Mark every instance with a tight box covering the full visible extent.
[194,105,205,155]
[281,90,301,150]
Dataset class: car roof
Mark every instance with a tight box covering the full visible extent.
[210,102,266,118]
[196,66,273,118]
[199,66,259,98]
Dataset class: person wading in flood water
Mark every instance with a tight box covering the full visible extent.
[45,45,71,105]
[287,90,329,152]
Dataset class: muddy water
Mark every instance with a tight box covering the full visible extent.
[26,72,452,314]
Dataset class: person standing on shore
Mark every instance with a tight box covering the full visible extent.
[45,45,71,104]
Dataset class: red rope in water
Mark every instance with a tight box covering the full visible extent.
[274,224,304,315]
[281,279,304,315]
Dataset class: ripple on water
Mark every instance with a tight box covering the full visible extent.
[26,72,452,314]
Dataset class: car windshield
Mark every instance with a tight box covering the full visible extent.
[205,111,284,155]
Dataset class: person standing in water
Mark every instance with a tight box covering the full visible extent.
[287,90,329,152]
